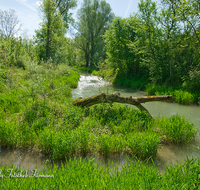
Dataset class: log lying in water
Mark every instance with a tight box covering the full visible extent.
[72,93,173,117]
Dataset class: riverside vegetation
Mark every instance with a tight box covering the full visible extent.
[87,0,200,105]
[0,62,199,188]
[0,0,200,188]
[0,62,197,159]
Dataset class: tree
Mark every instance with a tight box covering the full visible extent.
[56,0,77,28]
[162,0,200,46]
[0,9,22,39]
[104,17,138,78]
[161,0,200,89]
[35,0,76,63]
[74,0,114,67]
[103,0,200,90]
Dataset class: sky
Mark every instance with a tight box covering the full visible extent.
[0,0,141,37]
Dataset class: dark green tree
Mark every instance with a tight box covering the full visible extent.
[74,0,114,67]
[35,0,76,64]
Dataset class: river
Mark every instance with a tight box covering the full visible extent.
[1,74,200,171]
[72,75,200,170]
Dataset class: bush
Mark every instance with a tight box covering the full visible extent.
[174,90,194,104]
[15,56,26,69]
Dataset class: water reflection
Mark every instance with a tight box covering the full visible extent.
[0,147,47,170]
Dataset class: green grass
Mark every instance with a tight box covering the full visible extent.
[0,99,197,160]
[126,131,160,158]
[145,83,198,105]
[0,62,198,161]
[0,157,200,189]
[0,62,199,189]
[155,115,197,144]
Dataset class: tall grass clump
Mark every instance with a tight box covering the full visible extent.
[162,157,200,189]
[156,115,197,144]
[62,105,84,129]
[126,131,160,158]
[98,133,113,156]
[86,103,152,132]
[146,83,195,104]
[0,119,18,147]
[0,91,21,114]
[38,128,77,160]
[23,100,53,133]
[0,119,37,148]
[78,128,89,155]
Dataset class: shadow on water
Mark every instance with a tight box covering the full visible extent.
[1,74,200,171]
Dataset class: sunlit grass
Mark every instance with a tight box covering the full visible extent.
[155,115,197,144]
[0,157,200,189]
[0,63,198,161]
[146,83,196,104]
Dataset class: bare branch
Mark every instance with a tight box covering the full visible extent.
[0,9,22,39]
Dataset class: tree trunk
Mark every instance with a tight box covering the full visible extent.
[85,42,89,67]
[72,93,173,118]
[46,2,51,61]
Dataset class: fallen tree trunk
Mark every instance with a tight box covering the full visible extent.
[72,93,173,117]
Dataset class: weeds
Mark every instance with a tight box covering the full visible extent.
[126,131,160,158]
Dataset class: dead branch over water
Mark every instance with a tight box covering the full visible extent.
[72,93,173,117]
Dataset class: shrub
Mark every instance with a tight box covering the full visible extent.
[174,90,194,104]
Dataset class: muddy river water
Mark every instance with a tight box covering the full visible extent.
[1,74,200,171]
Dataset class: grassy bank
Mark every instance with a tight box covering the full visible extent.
[0,157,200,189]
[146,84,200,105]
[91,68,148,90]
[73,65,96,74]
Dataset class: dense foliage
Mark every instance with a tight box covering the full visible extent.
[102,0,200,103]
[34,0,75,64]
[73,0,114,67]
